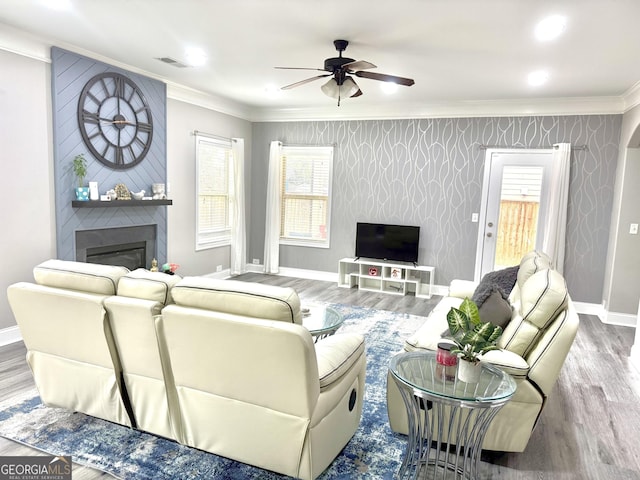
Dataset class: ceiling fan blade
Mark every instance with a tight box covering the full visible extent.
[281,74,331,90]
[343,60,376,71]
[275,66,327,72]
[354,70,415,86]
[351,88,363,98]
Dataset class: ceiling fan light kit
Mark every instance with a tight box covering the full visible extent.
[277,39,415,106]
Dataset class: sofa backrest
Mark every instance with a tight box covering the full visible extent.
[117,268,182,305]
[156,305,319,457]
[33,259,129,294]
[498,268,569,358]
[509,251,553,303]
[8,259,133,427]
[171,276,302,324]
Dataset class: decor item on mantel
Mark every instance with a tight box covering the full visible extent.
[114,183,131,200]
[131,190,145,200]
[71,154,89,201]
[152,183,166,199]
[446,298,503,383]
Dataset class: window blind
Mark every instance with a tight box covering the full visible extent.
[280,145,333,247]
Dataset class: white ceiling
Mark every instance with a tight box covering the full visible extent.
[1,0,640,121]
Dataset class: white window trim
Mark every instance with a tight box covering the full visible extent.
[195,134,233,251]
[279,145,333,249]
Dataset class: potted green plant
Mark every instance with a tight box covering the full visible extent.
[71,154,90,201]
[446,298,503,383]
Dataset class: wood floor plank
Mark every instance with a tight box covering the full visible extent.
[1,274,639,479]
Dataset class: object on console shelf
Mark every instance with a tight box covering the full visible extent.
[368,267,379,276]
[131,190,145,200]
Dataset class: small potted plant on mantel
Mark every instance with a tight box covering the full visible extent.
[71,153,90,201]
[446,298,503,383]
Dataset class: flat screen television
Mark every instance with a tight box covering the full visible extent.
[355,222,420,264]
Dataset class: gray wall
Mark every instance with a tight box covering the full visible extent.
[251,115,621,304]
[1,49,56,331]
[166,99,252,276]
[605,104,640,314]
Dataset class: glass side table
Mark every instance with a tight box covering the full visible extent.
[389,351,516,480]
[302,306,344,341]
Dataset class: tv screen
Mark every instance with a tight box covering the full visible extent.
[355,223,420,264]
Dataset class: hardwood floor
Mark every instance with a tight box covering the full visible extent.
[1,274,639,479]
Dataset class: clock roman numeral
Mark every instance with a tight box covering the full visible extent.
[82,110,100,124]
[113,76,125,98]
[86,91,102,106]
[137,122,152,133]
[114,146,125,165]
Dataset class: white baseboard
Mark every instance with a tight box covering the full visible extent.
[202,268,231,279]
[0,325,22,346]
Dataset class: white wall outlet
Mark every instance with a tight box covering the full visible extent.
[252,258,260,265]
[471,213,479,223]
[630,223,638,235]
[216,265,222,272]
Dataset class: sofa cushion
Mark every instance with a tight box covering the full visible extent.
[33,259,129,295]
[171,276,302,324]
[477,288,513,328]
[117,268,182,305]
[498,268,568,357]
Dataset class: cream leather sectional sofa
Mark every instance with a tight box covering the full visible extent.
[386,251,580,453]
[7,259,366,480]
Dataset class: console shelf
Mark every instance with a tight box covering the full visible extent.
[337,258,434,298]
[72,199,172,208]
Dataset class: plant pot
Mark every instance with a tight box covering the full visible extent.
[75,187,90,201]
[457,359,482,383]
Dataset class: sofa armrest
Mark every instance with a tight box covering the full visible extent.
[480,349,529,380]
[314,333,365,389]
[448,279,478,299]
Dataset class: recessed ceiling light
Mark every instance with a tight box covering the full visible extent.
[535,15,567,42]
[184,47,207,67]
[528,70,549,86]
[380,82,399,94]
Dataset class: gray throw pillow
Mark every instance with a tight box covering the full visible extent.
[477,288,512,328]
[471,265,519,305]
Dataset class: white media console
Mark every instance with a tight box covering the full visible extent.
[337,258,434,298]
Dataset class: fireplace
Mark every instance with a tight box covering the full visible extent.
[76,225,157,271]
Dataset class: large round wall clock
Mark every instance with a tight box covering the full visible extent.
[77,72,153,170]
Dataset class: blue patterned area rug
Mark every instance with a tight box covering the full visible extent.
[0,304,429,479]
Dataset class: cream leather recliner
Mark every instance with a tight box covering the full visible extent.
[387,251,580,452]
[7,259,134,427]
[156,276,367,480]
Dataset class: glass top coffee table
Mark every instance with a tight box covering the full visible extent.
[301,305,344,341]
[389,351,516,479]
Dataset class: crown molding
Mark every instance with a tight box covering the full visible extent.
[247,95,625,122]
[623,80,640,112]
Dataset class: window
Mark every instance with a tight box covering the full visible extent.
[280,145,334,248]
[196,135,233,250]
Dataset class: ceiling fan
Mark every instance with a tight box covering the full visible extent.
[276,39,415,105]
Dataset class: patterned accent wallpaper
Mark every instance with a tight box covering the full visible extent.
[251,115,621,303]
[51,48,168,264]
